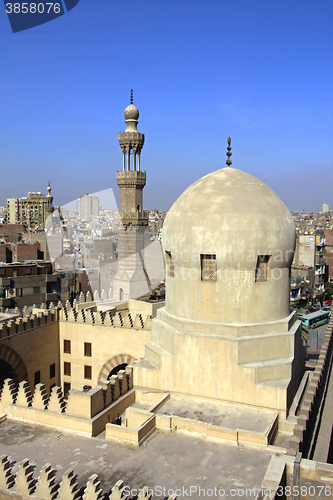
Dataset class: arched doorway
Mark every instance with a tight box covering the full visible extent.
[0,359,17,386]
[98,354,137,388]
[0,344,28,388]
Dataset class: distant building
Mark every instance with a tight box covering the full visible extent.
[0,261,57,309]
[294,233,326,299]
[323,228,333,282]
[322,203,329,213]
[6,183,54,229]
[79,193,99,221]
[0,242,43,263]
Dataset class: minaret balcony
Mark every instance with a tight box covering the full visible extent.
[119,209,149,225]
[117,170,146,179]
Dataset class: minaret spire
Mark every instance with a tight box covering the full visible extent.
[226,137,232,167]
[118,93,145,172]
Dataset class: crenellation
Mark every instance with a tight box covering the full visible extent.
[105,381,112,407]
[34,463,58,500]
[117,370,126,396]
[143,315,151,330]
[77,309,86,323]
[85,309,95,325]
[79,292,85,304]
[114,312,123,327]
[109,375,120,402]
[95,311,104,325]
[0,459,178,499]
[57,469,79,500]
[82,473,103,499]
[67,307,77,322]
[86,291,93,303]
[0,378,17,405]
[13,458,36,496]
[103,311,114,326]
[16,317,25,333]
[32,383,49,411]
[125,365,133,391]
[133,314,143,329]
[48,386,66,414]
[8,320,17,336]
[123,313,132,328]
[138,486,152,499]
[110,480,126,500]
[16,380,33,407]
[0,455,15,490]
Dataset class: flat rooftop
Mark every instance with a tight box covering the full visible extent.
[155,397,277,435]
[0,419,275,498]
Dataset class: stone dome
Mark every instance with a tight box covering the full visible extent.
[162,167,296,325]
[124,104,139,121]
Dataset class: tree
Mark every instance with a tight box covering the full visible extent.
[324,282,333,297]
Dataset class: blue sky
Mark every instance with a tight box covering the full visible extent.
[0,0,332,212]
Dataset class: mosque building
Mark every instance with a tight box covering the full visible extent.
[0,96,331,498]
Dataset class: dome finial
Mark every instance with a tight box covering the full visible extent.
[130,89,133,105]
[226,137,232,167]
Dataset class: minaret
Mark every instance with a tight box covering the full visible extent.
[44,181,54,228]
[113,92,151,301]
[117,90,147,216]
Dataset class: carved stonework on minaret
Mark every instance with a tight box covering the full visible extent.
[113,92,151,302]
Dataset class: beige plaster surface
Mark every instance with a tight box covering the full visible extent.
[0,419,275,498]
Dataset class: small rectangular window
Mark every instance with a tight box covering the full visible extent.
[34,370,40,385]
[50,363,55,379]
[64,339,71,354]
[16,288,23,297]
[255,255,271,282]
[64,362,71,376]
[84,342,92,357]
[201,254,217,282]
[64,382,71,397]
[84,365,92,380]
[165,251,174,277]
[33,286,40,294]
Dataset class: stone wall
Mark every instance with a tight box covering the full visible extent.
[287,314,333,457]
[0,307,59,394]
[0,366,133,437]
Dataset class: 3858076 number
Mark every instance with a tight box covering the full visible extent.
[5,3,61,14]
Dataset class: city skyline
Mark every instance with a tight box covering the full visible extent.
[0,0,332,212]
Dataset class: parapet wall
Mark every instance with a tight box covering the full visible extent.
[0,457,177,500]
[287,313,333,458]
[61,300,152,330]
[0,307,57,339]
[0,366,134,437]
